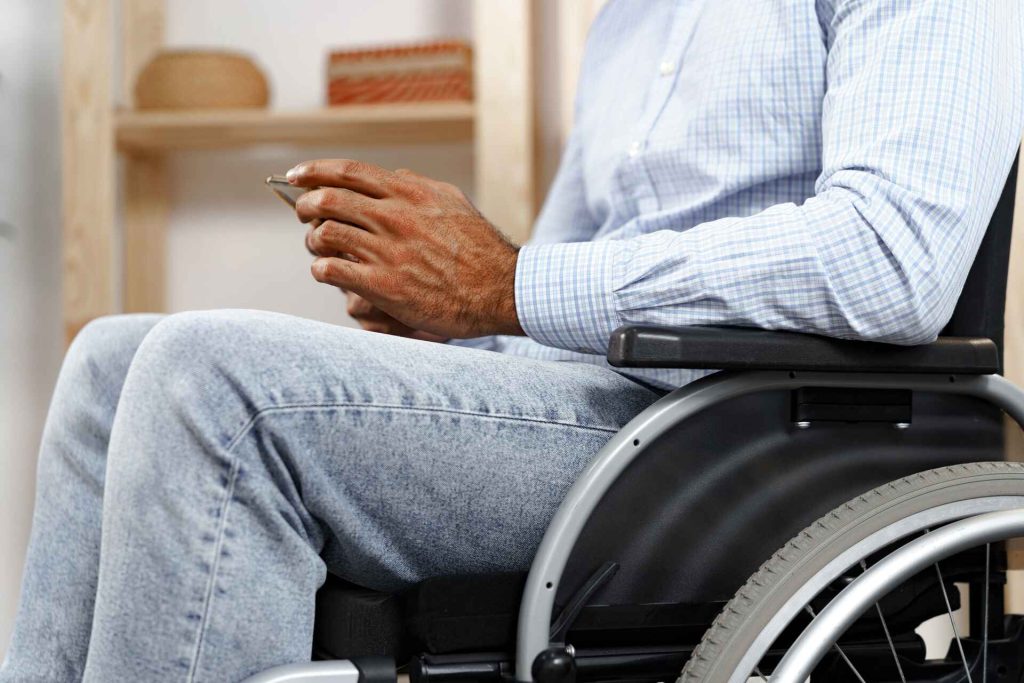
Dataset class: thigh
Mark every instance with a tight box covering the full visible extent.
[123,309,660,590]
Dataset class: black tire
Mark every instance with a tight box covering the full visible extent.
[679,462,1024,683]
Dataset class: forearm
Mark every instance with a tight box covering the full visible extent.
[515,164,1015,355]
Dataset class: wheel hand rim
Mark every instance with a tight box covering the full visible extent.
[769,508,1024,683]
[722,497,1024,683]
[860,559,907,683]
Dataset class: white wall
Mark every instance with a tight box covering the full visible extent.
[0,0,64,656]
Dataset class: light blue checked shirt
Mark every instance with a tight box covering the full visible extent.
[460,0,1024,390]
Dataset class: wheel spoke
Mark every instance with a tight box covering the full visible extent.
[860,560,907,683]
[804,605,867,683]
[934,561,973,683]
[982,543,990,683]
[752,665,769,682]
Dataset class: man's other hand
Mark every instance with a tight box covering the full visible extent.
[345,292,448,342]
[289,159,524,339]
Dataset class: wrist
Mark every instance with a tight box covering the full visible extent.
[491,246,525,336]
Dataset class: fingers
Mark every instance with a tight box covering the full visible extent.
[345,292,377,319]
[295,187,385,229]
[345,293,418,336]
[311,256,367,291]
[287,159,396,198]
[306,220,378,260]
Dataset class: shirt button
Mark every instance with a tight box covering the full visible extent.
[659,60,675,76]
[628,141,643,158]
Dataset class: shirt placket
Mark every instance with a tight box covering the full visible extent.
[625,0,706,215]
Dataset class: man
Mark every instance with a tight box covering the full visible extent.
[3,0,1022,680]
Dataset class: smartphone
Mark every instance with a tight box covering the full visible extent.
[265,175,310,208]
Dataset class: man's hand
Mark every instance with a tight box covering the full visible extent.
[345,292,449,342]
[289,159,524,339]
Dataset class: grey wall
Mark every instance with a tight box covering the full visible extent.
[0,0,64,656]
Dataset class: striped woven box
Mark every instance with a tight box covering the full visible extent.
[327,40,473,105]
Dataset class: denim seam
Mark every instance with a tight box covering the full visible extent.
[185,450,242,682]
[224,402,622,452]
[183,400,618,678]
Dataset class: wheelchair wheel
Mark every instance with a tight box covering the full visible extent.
[679,462,1024,683]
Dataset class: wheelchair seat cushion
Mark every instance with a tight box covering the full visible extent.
[312,572,526,660]
[403,572,526,654]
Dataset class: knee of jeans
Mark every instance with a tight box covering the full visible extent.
[63,314,162,391]
[125,310,264,412]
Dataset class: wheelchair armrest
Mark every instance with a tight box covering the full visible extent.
[606,325,1000,374]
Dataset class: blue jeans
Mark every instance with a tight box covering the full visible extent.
[1,310,658,682]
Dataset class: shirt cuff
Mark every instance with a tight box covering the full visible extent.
[514,241,623,354]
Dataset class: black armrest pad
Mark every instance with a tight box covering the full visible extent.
[607,325,1000,374]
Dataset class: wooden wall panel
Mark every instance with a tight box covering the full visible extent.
[122,153,168,312]
[120,0,168,313]
[1003,145,1024,582]
[62,0,116,341]
[121,0,165,106]
[1003,145,1024,388]
[473,0,537,245]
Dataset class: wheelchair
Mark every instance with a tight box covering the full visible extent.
[247,156,1024,683]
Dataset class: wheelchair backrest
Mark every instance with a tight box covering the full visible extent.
[942,156,1019,363]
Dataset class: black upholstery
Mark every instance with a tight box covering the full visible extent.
[608,156,1019,374]
[607,326,1000,373]
[312,573,526,660]
[943,156,1019,355]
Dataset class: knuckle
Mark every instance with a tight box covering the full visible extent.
[323,260,341,279]
[366,201,391,224]
[312,259,337,281]
[306,235,321,254]
[326,221,353,247]
[337,159,361,178]
[312,189,334,212]
[402,183,427,202]
[318,221,337,242]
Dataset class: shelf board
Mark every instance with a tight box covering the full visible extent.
[115,102,475,151]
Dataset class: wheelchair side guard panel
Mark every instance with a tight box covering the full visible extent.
[515,370,1024,681]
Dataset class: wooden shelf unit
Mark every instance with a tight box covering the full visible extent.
[62,0,538,341]
[115,102,476,151]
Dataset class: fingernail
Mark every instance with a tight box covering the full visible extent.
[286,166,299,183]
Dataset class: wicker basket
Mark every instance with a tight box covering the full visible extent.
[327,40,472,105]
[134,49,269,110]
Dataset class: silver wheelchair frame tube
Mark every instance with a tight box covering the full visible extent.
[243,660,360,682]
[514,370,1024,681]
